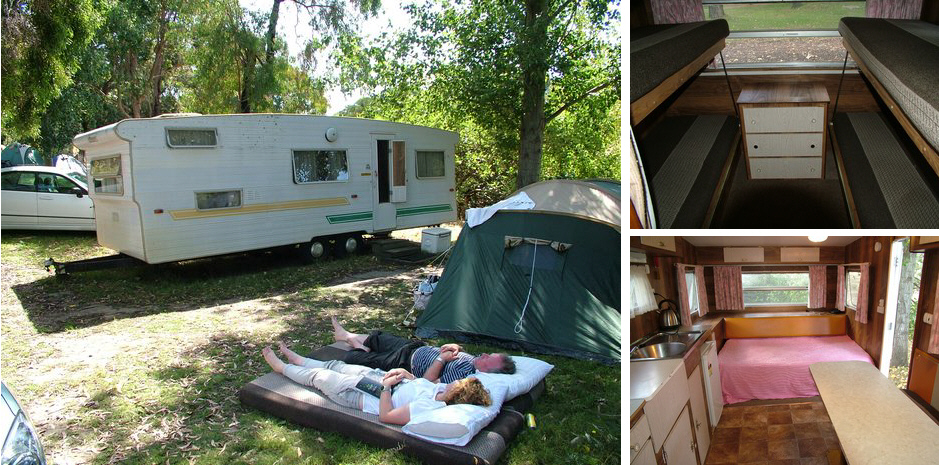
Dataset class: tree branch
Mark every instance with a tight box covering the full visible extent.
[545,79,614,123]
[548,0,577,22]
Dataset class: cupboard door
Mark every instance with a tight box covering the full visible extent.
[640,236,676,252]
[663,405,698,465]
[633,438,657,465]
[688,366,710,465]
[645,364,691,450]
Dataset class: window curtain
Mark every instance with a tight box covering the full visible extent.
[695,265,709,317]
[809,265,828,309]
[630,265,658,318]
[675,264,693,325]
[929,276,939,354]
[651,0,705,24]
[714,266,744,311]
[836,265,846,311]
[866,0,923,19]
[855,263,871,324]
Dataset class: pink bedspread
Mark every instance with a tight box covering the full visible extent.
[719,336,873,404]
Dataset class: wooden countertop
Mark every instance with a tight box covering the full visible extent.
[737,82,830,105]
[811,361,939,465]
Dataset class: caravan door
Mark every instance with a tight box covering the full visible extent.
[372,138,397,231]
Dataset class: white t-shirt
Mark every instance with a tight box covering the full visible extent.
[362,378,447,417]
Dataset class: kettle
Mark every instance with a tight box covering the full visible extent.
[657,298,681,332]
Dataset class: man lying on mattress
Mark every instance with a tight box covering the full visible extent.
[261,344,492,425]
[328,317,516,383]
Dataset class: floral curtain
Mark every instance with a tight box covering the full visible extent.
[929,276,939,354]
[676,264,693,325]
[809,265,828,309]
[836,265,846,312]
[695,265,709,317]
[855,263,871,324]
[651,0,705,25]
[866,0,923,19]
[630,265,658,318]
[714,266,744,311]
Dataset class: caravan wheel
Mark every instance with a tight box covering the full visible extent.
[299,238,330,262]
[334,235,362,257]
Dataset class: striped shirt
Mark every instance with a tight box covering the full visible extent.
[409,345,476,383]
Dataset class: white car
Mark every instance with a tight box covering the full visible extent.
[1,165,95,231]
[1,381,46,464]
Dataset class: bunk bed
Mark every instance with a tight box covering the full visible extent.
[717,316,873,404]
[832,18,939,227]
[630,19,739,228]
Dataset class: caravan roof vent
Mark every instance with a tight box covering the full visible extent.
[325,127,338,142]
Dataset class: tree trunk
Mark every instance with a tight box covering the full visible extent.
[149,8,169,116]
[265,0,283,65]
[516,0,550,189]
[891,240,915,368]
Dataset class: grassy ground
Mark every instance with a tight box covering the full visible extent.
[0,229,620,465]
[706,2,866,30]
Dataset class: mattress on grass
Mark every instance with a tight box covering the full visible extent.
[719,336,873,405]
[637,114,739,228]
[238,343,543,465]
[839,18,939,151]
[630,19,729,103]
[833,112,939,228]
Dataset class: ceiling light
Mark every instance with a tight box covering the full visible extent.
[808,235,828,243]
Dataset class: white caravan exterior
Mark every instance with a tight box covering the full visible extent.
[72,114,458,264]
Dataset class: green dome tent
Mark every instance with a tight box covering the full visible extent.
[415,179,621,364]
[1,143,40,167]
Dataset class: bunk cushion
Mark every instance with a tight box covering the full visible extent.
[638,115,739,228]
[833,112,939,228]
[630,19,729,103]
[839,18,939,151]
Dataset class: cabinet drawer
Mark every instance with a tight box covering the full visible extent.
[743,106,825,133]
[746,132,824,157]
[630,414,652,461]
[750,157,823,179]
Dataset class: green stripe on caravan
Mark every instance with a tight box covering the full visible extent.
[396,204,452,217]
[326,212,373,224]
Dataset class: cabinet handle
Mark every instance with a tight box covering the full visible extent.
[753,145,758,149]
[691,440,697,452]
[812,119,817,123]
[811,144,816,148]
[696,420,702,429]
[630,445,640,452]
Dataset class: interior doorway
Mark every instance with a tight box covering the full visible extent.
[881,237,925,387]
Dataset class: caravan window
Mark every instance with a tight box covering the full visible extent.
[416,151,445,178]
[196,190,242,210]
[293,150,349,183]
[166,128,218,148]
[742,271,810,307]
[845,270,861,309]
[90,156,123,195]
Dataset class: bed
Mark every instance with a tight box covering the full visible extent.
[239,343,549,465]
[630,19,730,125]
[837,18,939,177]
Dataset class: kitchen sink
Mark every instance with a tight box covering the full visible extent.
[630,331,703,361]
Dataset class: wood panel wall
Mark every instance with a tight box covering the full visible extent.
[844,236,894,368]
[912,248,939,356]
[665,74,879,117]
[629,237,697,343]
[701,264,839,312]
[923,0,939,24]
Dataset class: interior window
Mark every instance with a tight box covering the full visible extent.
[166,128,218,148]
[845,270,861,309]
[293,150,349,183]
[1,172,36,191]
[416,151,445,178]
[742,271,810,306]
[686,270,700,315]
[703,0,865,67]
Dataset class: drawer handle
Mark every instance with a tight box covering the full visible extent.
[631,445,640,452]
[751,120,755,125]
[811,144,816,148]
[753,145,759,149]
[812,119,817,123]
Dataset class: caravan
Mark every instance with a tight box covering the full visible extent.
[71,114,458,265]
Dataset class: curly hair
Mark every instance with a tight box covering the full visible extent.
[442,378,492,407]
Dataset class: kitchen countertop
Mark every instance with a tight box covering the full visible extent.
[811,361,939,465]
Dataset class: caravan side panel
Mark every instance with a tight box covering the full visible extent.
[391,127,459,230]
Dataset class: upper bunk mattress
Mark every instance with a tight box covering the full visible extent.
[630,19,729,103]
[719,335,873,404]
[839,18,939,151]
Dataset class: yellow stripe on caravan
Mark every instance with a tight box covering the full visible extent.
[169,197,350,220]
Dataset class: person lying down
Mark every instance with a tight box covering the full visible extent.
[262,342,492,425]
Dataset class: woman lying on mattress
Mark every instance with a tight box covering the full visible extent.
[261,343,492,425]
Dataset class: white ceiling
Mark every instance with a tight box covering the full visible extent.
[680,236,863,247]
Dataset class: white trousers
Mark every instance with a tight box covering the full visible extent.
[282,358,386,410]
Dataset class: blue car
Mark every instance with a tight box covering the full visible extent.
[1,382,46,465]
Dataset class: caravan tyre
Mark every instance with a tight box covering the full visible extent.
[300,238,330,262]
[338,235,362,256]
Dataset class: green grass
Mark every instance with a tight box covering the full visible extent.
[705,2,866,31]
[0,231,620,464]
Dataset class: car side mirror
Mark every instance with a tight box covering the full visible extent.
[71,187,84,198]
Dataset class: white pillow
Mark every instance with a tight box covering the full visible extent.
[402,355,554,445]
[403,376,508,446]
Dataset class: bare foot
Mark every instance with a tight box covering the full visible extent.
[262,346,286,374]
[331,316,370,351]
[278,341,305,365]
